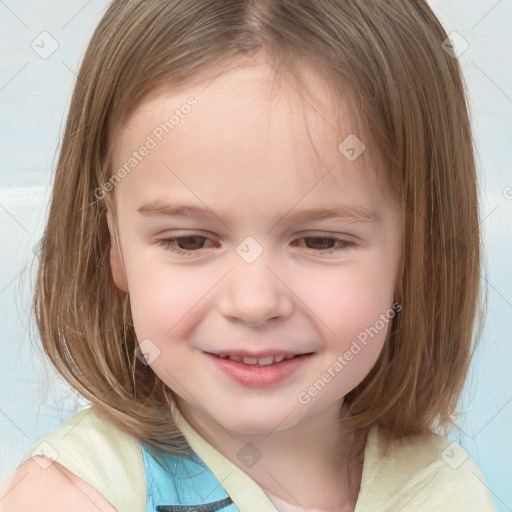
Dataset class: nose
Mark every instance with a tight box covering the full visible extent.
[217,253,293,326]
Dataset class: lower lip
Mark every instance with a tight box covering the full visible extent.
[206,353,312,388]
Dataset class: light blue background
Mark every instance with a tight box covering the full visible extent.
[1,1,511,510]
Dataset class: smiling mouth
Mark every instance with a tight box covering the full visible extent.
[206,352,314,387]
[210,353,310,365]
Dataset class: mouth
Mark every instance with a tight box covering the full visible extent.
[211,353,306,365]
[206,351,314,387]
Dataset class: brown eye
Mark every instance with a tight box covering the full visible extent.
[158,235,213,256]
[302,237,337,250]
[293,236,355,253]
[174,235,207,250]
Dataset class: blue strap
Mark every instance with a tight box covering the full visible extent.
[156,497,234,511]
[140,443,240,512]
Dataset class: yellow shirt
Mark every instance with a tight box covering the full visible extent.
[17,406,495,511]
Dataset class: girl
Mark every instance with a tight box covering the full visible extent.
[2,1,495,511]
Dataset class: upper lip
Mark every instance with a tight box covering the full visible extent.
[205,350,312,358]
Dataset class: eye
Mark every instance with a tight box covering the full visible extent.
[157,234,356,258]
[157,235,216,256]
[292,235,356,253]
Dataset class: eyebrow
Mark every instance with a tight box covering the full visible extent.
[137,199,381,226]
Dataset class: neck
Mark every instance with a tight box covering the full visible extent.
[175,399,367,511]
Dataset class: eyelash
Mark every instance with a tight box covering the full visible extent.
[157,234,356,257]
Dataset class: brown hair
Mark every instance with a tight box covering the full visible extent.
[33,0,484,462]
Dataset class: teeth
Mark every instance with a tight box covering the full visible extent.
[254,356,274,366]
[218,354,297,365]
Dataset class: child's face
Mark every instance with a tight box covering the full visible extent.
[108,55,402,434]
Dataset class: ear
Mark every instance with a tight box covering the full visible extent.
[106,212,129,294]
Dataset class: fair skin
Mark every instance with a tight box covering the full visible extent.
[108,54,401,511]
[2,53,401,512]
[0,456,117,511]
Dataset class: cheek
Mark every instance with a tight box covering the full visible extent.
[124,256,205,340]
[307,276,395,399]
[306,259,395,326]
[302,257,396,364]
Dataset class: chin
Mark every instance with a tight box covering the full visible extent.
[212,404,304,435]
[222,418,285,435]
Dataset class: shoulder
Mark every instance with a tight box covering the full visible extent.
[358,425,495,511]
[0,456,116,511]
[3,407,146,512]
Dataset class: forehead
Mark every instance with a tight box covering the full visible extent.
[109,55,393,217]
[115,54,365,160]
